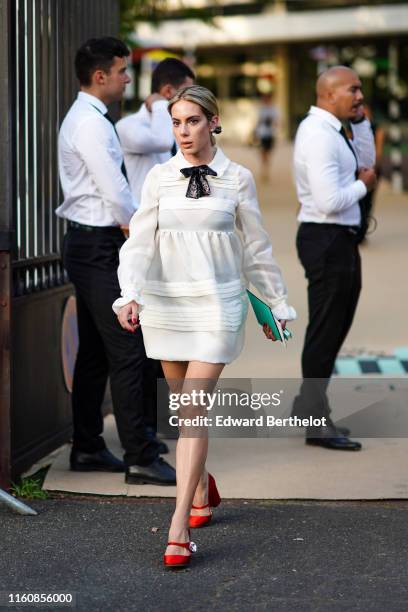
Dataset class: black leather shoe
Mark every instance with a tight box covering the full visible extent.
[125,458,176,485]
[306,435,362,451]
[70,448,125,472]
[145,426,169,455]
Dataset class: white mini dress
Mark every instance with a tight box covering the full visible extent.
[112,148,296,364]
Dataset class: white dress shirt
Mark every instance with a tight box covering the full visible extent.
[294,105,368,226]
[116,100,174,202]
[56,92,138,227]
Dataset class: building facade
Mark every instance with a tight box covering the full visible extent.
[135,1,408,188]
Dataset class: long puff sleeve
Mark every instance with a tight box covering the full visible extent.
[112,164,160,315]
[235,166,296,321]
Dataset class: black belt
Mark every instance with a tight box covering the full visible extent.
[301,222,359,235]
[67,220,122,234]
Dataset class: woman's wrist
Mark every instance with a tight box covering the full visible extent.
[112,294,143,316]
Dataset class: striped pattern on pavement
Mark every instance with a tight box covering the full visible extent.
[334,347,408,376]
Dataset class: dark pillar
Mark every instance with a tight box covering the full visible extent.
[0,0,13,490]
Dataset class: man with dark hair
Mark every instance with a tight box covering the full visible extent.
[116,57,195,201]
[56,37,176,485]
[150,57,195,96]
[74,36,130,86]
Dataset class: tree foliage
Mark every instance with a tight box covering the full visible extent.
[120,0,215,44]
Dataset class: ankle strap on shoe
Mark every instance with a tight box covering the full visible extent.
[167,541,197,553]
[191,503,210,509]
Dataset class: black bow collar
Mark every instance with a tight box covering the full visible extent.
[180,165,218,199]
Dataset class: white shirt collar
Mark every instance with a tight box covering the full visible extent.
[77,91,108,115]
[308,105,342,132]
[171,147,230,178]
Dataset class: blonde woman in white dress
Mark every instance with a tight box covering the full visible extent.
[113,85,296,569]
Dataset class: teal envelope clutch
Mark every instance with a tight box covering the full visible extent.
[246,290,292,343]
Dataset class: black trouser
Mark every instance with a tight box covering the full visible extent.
[62,225,160,466]
[143,359,165,432]
[293,223,362,422]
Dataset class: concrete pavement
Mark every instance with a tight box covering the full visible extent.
[43,415,408,500]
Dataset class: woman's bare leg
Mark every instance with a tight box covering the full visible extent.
[161,361,188,388]
[164,360,224,557]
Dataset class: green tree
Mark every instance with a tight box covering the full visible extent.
[120,0,215,44]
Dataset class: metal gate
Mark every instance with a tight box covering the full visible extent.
[0,0,120,487]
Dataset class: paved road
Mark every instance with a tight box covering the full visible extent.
[1,497,407,611]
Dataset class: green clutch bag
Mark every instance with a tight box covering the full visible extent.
[246,289,292,344]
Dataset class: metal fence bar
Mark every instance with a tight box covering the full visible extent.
[14,0,21,259]
[16,0,26,261]
[38,0,46,276]
[46,0,54,259]
[53,0,64,263]
[0,489,38,516]
[32,0,39,290]
[24,0,34,267]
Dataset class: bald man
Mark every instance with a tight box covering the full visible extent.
[292,66,376,450]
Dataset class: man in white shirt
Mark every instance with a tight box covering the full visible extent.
[57,37,176,485]
[292,66,377,450]
[116,58,195,202]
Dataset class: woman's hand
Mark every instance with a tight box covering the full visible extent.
[120,225,129,238]
[117,301,140,333]
[263,323,277,341]
[262,319,286,341]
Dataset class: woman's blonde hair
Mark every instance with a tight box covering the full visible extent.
[168,85,222,145]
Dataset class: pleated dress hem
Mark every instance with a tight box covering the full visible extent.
[141,325,246,365]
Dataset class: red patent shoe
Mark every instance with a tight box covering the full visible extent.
[189,473,221,529]
[189,503,212,528]
[163,539,197,569]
